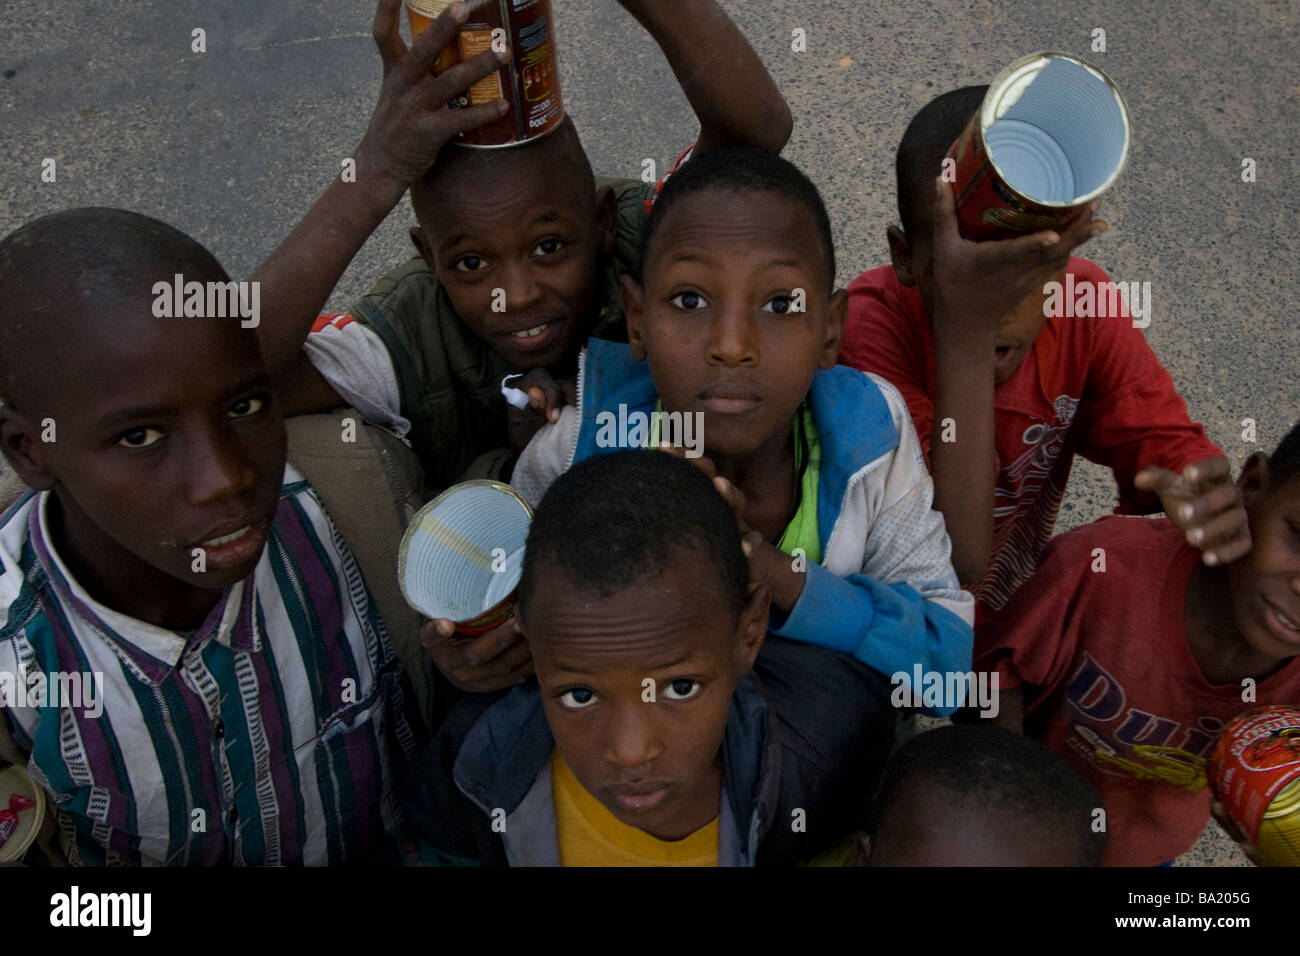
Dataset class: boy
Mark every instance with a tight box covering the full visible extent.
[839,86,1249,621]
[513,148,974,706]
[864,724,1106,866]
[0,209,416,865]
[977,421,1300,866]
[404,450,894,865]
[251,0,793,691]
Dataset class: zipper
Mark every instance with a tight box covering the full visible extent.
[563,347,587,472]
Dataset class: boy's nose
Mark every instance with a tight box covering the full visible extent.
[185,432,257,505]
[707,306,758,367]
[605,704,664,769]
[500,260,544,313]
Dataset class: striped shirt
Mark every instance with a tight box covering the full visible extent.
[0,466,417,866]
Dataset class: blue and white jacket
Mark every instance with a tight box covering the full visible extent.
[512,340,975,715]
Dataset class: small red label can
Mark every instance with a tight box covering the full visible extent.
[407,0,564,149]
[1207,704,1300,865]
[947,52,1130,242]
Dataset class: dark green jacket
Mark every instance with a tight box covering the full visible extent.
[346,177,652,491]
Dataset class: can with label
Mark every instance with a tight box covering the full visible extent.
[1207,704,1300,866]
[406,0,564,148]
[397,480,533,636]
[947,52,1130,242]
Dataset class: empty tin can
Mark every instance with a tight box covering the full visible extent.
[947,52,1130,241]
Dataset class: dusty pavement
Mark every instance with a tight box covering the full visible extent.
[2,1,1297,865]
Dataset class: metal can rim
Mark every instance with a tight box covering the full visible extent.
[396,478,534,622]
[977,50,1132,209]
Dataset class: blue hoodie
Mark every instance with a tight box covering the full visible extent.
[512,340,975,716]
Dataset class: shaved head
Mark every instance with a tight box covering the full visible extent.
[410,114,596,234]
[0,207,227,413]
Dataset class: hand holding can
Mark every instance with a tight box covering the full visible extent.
[406,0,565,148]
[358,0,511,188]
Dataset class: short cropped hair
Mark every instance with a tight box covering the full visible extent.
[643,147,836,288]
[516,450,749,618]
[867,724,1107,865]
[1268,419,1300,490]
[896,86,988,238]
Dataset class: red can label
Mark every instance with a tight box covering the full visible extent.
[408,0,564,148]
[946,114,1079,242]
[1208,705,1300,852]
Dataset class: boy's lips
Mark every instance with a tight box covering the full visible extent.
[698,383,762,415]
[1262,597,1300,646]
[495,316,567,352]
[192,516,271,570]
[605,780,674,814]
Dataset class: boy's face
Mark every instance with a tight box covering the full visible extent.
[0,264,286,597]
[1226,458,1300,661]
[623,190,844,461]
[413,151,616,372]
[888,181,1059,386]
[520,550,767,842]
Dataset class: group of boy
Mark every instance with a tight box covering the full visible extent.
[1,0,1295,868]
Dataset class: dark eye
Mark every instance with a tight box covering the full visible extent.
[454,255,486,272]
[532,238,564,256]
[229,396,265,419]
[669,291,707,311]
[118,427,163,449]
[559,687,597,710]
[663,678,702,701]
[763,295,793,315]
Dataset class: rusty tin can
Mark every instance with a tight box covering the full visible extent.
[397,480,533,637]
[947,52,1130,241]
[406,0,564,148]
[1208,704,1300,865]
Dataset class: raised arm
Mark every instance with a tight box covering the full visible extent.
[617,0,792,155]
[251,0,509,384]
[927,177,1105,584]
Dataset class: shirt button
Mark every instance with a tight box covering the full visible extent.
[214,721,225,740]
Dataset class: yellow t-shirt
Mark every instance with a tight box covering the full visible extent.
[551,751,718,866]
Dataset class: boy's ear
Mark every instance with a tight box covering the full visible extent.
[735,583,770,672]
[1238,451,1270,504]
[621,274,648,361]
[595,185,618,257]
[409,226,438,272]
[819,289,848,369]
[0,406,54,492]
[887,224,917,287]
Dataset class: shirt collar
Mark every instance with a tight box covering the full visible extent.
[29,491,255,684]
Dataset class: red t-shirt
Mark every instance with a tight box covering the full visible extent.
[976,516,1300,866]
[841,260,1222,620]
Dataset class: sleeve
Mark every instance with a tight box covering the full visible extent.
[840,275,937,467]
[1070,265,1223,513]
[770,378,974,717]
[458,448,515,485]
[301,314,411,439]
[509,404,581,510]
[974,530,1092,701]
